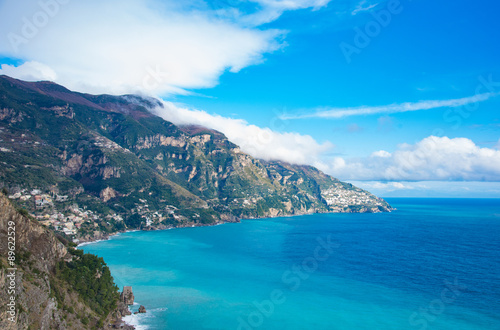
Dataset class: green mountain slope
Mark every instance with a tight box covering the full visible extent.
[0,75,392,241]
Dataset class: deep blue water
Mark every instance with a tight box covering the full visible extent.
[82,198,500,329]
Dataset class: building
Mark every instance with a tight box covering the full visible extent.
[121,286,135,305]
[34,195,52,209]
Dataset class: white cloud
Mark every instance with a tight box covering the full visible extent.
[329,136,500,181]
[282,92,500,119]
[351,1,379,15]
[245,0,331,24]
[255,0,330,10]
[0,61,57,81]
[0,0,332,96]
[0,0,289,95]
[348,180,500,198]
[351,181,413,191]
[370,150,391,158]
[152,101,333,166]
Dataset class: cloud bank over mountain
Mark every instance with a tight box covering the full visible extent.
[1,0,498,195]
[153,101,333,168]
[153,102,500,184]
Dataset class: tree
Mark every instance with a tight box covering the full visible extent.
[125,213,142,228]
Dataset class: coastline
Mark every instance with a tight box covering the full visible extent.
[77,199,500,329]
[75,203,393,247]
[77,223,230,330]
[75,221,232,247]
[122,302,149,330]
[75,203,407,330]
[76,229,140,248]
[76,206,393,329]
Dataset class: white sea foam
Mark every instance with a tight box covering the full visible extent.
[123,301,147,329]
[77,229,142,248]
[152,307,168,312]
[122,302,167,330]
[122,313,149,330]
[77,239,105,247]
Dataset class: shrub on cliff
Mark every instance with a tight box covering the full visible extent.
[55,250,119,318]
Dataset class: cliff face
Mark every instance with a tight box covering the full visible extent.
[0,193,67,270]
[0,75,392,241]
[0,193,69,329]
[0,194,126,329]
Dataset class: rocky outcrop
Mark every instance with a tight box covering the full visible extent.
[108,301,135,329]
[0,107,25,123]
[100,187,118,202]
[101,166,122,180]
[136,134,187,149]
[62,154,84,176]
[133,305,146,314]
[189,134,211,145]
[121,286,135,305]
[41,105,74,119]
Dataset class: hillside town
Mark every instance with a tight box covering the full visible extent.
[6,188,190,239]
[5,182,389,240]
[7,188,118,237]
[321,184,387,211]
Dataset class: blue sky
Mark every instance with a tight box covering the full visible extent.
[1,0,499,197]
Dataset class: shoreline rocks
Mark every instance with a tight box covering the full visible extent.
[120,286,135,306]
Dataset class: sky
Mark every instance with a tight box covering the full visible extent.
[1,0,500,197]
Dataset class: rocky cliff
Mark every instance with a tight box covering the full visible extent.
[0,75,392,243]
[0,193,129,329]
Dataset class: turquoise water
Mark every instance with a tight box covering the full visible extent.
[82,198,500,329]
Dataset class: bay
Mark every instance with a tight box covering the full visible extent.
[82,198,500,329]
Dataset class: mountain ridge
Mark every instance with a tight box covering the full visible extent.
[0,75,392,243]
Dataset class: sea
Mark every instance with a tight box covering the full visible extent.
[81,198,500,330]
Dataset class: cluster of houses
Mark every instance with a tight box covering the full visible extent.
[35,205,124,236]
[34,204,99,235]
[7,189,67,209]
[36,212,81,236]
[133,199,182,226]
[7,187,199,237]
[93,134,131,153]
[7,189,121,236]
[321,184,384,209]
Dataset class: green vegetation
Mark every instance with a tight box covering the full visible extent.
[125,213,143,228]
[0,75,392,242]
[55,248,119,318]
